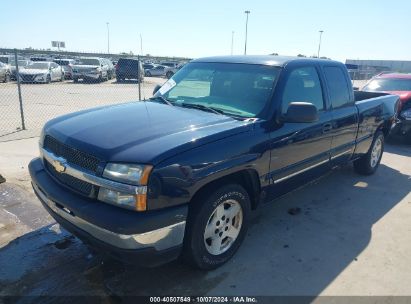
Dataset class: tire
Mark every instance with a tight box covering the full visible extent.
[3,73,10,83]
[146,71,152,77]
[354,131,384,175]
[46,75,51,84]
[73,77,79,83]
[166,71,173,79]
[183,184,251,270]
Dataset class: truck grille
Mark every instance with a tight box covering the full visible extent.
[43,135,100,173]
[45,161,94,196]
[43,135,101,197]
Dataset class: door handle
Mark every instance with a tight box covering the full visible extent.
[322,123,332,134]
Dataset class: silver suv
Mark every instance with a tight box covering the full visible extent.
[72,57,111,83]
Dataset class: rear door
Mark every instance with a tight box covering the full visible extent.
[269,64,333,184]
[322,65,358,164]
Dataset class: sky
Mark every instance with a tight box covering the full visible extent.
[1,0,411,62]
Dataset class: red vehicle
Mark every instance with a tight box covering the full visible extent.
[362,73,411,140]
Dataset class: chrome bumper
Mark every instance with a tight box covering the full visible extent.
[73,73,100,79]
[33,182,186,251]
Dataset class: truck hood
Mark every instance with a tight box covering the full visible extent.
[72,65,99,71]
[44,101,253,165]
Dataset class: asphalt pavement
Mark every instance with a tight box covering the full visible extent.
[0,137,410,299]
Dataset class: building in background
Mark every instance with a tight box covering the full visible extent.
[346,59,411,80]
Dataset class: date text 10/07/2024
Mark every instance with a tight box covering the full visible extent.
[149,297,258,303]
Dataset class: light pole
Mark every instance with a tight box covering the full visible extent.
[140,34,143,56]
[231,31,234,55]
[106,22,110,54]
[244,10,250,55]
[317,30,324,58]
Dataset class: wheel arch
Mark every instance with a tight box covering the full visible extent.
[189,169,261,211]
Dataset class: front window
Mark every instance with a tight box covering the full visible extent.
[77,58,100,66]
[363,78,411,92]
[158,62,280,118]
[26,62,50,70]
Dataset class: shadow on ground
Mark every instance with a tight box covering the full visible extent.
[0,144,410,301]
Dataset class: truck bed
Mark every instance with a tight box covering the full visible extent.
[354,91,399,121]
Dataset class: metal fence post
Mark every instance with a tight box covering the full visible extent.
[138,55,142,101]
[14,49,26,130]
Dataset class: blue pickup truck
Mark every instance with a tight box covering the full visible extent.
[29,56,398,269]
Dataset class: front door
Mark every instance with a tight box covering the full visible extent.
[268,65,333,185]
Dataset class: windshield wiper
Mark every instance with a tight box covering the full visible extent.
[181,103,224,115]
[149,96,174,106]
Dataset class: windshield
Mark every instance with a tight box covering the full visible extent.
[54,60,70,66]
[0,57,11,64]
[363,78,411,92]
[77,58,100,66]
[158,62,280,118]
[26,62,50,69]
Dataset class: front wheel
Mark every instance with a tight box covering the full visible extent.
[46,75,51,84]
[183,184,251,270]
[354,131,384,175]
[146,71,152,77]
[166,71,173,79]
[4,73,10,83]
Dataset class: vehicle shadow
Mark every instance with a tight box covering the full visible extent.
[386,137,411,157]
[112,80,142,84]
[1,162,410,299]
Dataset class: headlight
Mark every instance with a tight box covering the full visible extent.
[98,188,146,210]
[103,163,152,185]
[99,163,152,211]
[401,109,411,120]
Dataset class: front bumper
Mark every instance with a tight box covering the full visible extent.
[29,158,188,266]
[19,75,48,83]
[392,118,411,136]
[72,72,100,80]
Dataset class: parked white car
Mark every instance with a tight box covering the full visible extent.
[145,65,167,77]
[19,62,64,83]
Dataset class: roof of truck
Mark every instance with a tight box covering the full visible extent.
[192,55,341,67]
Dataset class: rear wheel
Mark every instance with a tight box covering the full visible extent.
[73,77,79,83]
[166,71,173,79]
[183,184,251,270]
[146,71,152,77]
[354,131,384,175]
[4,73,10,83]
[46,75,51,84]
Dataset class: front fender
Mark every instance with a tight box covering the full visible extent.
[146,125,271,210]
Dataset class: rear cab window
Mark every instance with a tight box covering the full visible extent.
[323,66,352,109]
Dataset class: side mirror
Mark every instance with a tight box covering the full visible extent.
[153,84,161,95]
[285,102,319,123]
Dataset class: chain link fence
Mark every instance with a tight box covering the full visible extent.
[0,49,185,142]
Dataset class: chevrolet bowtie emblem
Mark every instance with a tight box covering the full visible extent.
[52,159,67,173]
